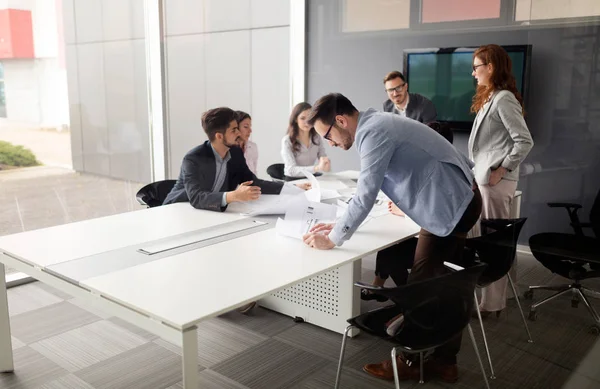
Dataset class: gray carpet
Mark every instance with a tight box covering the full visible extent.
[3,255,600,389]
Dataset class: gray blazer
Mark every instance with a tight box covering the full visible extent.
[383,93,437,123]
[468,90,534,185]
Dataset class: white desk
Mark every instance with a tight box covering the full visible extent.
[0,172,419,388]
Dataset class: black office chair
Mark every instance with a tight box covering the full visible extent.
[464,218,533,380]
[266,163,321,182]
[526,189,600,333]
[135,179,177,208]
[334,264,490,389]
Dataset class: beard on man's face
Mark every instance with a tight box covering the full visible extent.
[224,136,242,149]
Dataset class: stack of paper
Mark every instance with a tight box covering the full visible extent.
[276,196,338,239]
[226,171,342,216]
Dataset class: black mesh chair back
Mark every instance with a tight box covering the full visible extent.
[266,163,285,180]
[266,163,321,182]
[352,264,486,351]
[136,179,177,208]
[466,218,527,287]
[336,264,491,389]
[590,189,600,239]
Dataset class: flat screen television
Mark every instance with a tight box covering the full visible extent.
[403,45,532,131]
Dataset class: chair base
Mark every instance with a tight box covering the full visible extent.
[527,282,600,327]
[334,324,491,389]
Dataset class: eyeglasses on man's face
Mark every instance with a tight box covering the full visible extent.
[324,119,335,141]
[385,83,406,95]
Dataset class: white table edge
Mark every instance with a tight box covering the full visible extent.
[81,231,419,330]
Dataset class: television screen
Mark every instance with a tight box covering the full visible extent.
[404,45,531,130]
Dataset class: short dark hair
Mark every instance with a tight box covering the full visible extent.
[235,110,251,123]
[426,121,454,144]
[306,93,358,127]
[383,70,406,84]
[202,107,237,141]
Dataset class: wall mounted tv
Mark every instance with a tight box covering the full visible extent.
[403,45,532,131]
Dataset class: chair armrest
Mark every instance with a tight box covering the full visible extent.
[548,203,585,236]
[572,222,593,229]
[548,202,582,209]
[444,261,464,272]
[354,281,384,291]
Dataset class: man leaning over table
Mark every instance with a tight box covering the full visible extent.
[302,93,482,384]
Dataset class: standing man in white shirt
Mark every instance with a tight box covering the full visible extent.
[383,70,437,123]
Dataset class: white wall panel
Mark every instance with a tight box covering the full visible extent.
[251,0,290,28]
[166,34,208,178]
[73,0,103,43]
[62,0,77,44]
[133,39,151,182]
[65,45,83,170]
[164,0,205,36]
[77,43,109,175]
[204,30,251,112]
[103,41,140,180]
[205,0,250,32]
[102,0,144,41]
[251,27,290,177]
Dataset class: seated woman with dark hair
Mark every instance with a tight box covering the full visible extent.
[362,120,455,301]
[235,111,258,175]
[281,102,331,177]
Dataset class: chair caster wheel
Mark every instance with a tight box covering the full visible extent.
[589,325,600,335]
[528,310,537,321]
[523,290,534,300]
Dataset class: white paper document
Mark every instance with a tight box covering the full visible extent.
[226,194,297,216]
[276,197,338,239]
[303,171,341,201]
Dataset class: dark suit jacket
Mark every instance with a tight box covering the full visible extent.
[383,93,437,124]
[163,141,283,211]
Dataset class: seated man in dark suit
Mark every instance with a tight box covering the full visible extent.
[382,70,437,124]
[164,107,307,211]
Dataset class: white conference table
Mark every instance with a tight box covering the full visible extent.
[0,171,420,388]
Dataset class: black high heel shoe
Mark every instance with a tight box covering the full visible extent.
[360,289,388,302]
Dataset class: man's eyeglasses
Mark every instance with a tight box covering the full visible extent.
[324,119,335,141]
[472,63,487,72]
[385,83,406,94]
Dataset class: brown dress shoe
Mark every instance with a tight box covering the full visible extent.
[363,357,420,381]
[426,359,458,383]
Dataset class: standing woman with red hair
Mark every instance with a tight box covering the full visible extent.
[469,44,534,316]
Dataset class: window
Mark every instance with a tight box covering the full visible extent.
[516,0,600,22]
[422,0,501,23]
[342,0,411,32]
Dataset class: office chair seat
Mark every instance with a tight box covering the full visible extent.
[136,179,177,208]
[529,233,600,272]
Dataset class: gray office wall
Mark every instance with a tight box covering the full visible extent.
[63,0,151,183]
[307,1,600,242]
